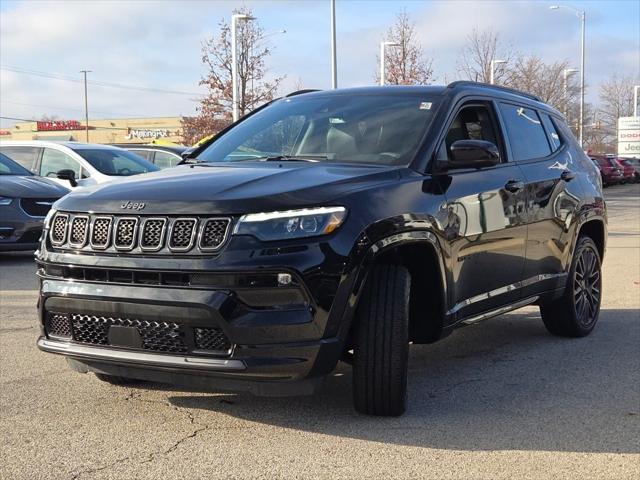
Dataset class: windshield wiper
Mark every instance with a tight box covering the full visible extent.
[258,155,327,163]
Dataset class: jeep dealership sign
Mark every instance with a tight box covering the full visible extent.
[618,116,640,158]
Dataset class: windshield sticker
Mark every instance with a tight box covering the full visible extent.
[419,102,432,110]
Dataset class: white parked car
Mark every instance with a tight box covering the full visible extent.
[0,141,159,189]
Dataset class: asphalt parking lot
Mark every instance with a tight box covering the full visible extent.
[1,184,638,480]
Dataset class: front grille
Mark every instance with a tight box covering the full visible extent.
[20,198,56,217]
[114,218,138,250]
[194,327,232,352]
[200,219,230,251]
[48,213,231,254]
[91,217,112,249]
[50,214,68,245]
[140,218,166,251]
[69,216,89,247]
[169,219,197,251]
[46,313,72,338]
[71,314,188,353]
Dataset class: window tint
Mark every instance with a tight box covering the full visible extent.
[0,146,41,172]
[499,103,551,160]
[540,114,562,152]
[440,105,500,162]
[40,148,82,178]
[73,148,158,176]
[153,150,180,169]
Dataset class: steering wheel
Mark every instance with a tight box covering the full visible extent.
[118,168,132,176]
[45,171,57,177]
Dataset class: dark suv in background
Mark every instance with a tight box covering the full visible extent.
[36,82,606,416]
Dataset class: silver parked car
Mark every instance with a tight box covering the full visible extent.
[0,152,69,251]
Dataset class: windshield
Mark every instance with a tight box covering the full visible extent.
[197,93,440,166]
[0,152,32,175]
[73,148,159,176]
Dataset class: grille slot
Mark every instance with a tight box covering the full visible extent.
[90,217,112,249]
[194,327,233,353]
[71,315,189,353]
[46,313,72,339]
[169,218,197,251]
[199,218,230,251]
[20,198,56,217]
[140,218,166,251]
[69,216,89,247]
[50,213,68,245]
[114,217,138,250]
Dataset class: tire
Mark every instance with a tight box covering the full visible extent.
[95,373,143,386]
[352,264,411,416]
[540,236,602,337]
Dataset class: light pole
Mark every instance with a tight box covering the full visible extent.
[379,41,400,86]
[79,69,91,142]
[489,59,506,85]
[634,85,639,117]
[330,0,337,89]
[550,5,586,147]
[231,13,255,122]
[563,68,579,118]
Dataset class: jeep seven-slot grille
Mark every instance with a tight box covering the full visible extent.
[45,312,232,355]
[49,213,231,254]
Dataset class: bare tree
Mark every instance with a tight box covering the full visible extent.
[503,56,575,107]
[457,28,512,84]
[598,75,637,133]
[181,7,284,145]
[376,10,433,85]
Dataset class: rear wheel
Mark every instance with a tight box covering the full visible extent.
[540,236,602,337]
[95,373,144,386]
[352,264,410,416]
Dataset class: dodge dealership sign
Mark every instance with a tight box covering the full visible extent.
[618,116,640,158]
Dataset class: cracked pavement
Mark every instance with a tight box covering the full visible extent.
[1,184,639,479]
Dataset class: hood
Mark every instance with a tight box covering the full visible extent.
[55,162,407,214]
[0,175,70,199]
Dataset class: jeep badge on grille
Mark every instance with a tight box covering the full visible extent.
[121,201,146,210]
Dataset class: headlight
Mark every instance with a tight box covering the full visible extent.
[0,196,13,206]
[234,206,347,241]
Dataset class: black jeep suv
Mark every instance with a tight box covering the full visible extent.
[36,82,606,416]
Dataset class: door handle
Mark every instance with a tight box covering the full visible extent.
[560,170,576,182]
[504,180,524,193]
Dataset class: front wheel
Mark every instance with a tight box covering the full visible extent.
[352,264,411,416]
[540,236,602,337]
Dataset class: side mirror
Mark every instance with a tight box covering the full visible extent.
[449,140,500,169]
[56,169,77,187]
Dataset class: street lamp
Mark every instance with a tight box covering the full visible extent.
[231,13,255,122]
[330,0,337,89]
[634,85,639,117]
[563,68,579,118]
[379,41,400,86]
[550,5,586,147]
[489,59,507,85]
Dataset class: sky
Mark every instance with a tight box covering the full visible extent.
[1,0,639,128]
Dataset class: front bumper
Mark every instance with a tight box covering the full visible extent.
[0,203,45,251]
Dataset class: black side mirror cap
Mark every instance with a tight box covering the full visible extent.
[56,169,77,187]
[449,140,500,169]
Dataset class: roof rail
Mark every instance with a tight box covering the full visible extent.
[446,81,542,102]
[285,89,321,97]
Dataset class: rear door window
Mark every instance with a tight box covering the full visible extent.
[0,146,42,173]
[152,151,180,169]
[499,103,552,161]
[128,149,153,161]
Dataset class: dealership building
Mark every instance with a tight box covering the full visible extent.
[0,117,186,145]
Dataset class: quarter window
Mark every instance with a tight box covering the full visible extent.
[540,114,562,152]
[499,103,551,160]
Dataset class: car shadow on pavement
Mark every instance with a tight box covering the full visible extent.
[168,308,640,454]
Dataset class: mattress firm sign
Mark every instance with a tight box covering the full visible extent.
[125,128,170,140]
[618,116,640,158]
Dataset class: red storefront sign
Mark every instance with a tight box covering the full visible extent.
[36,120,84,131]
